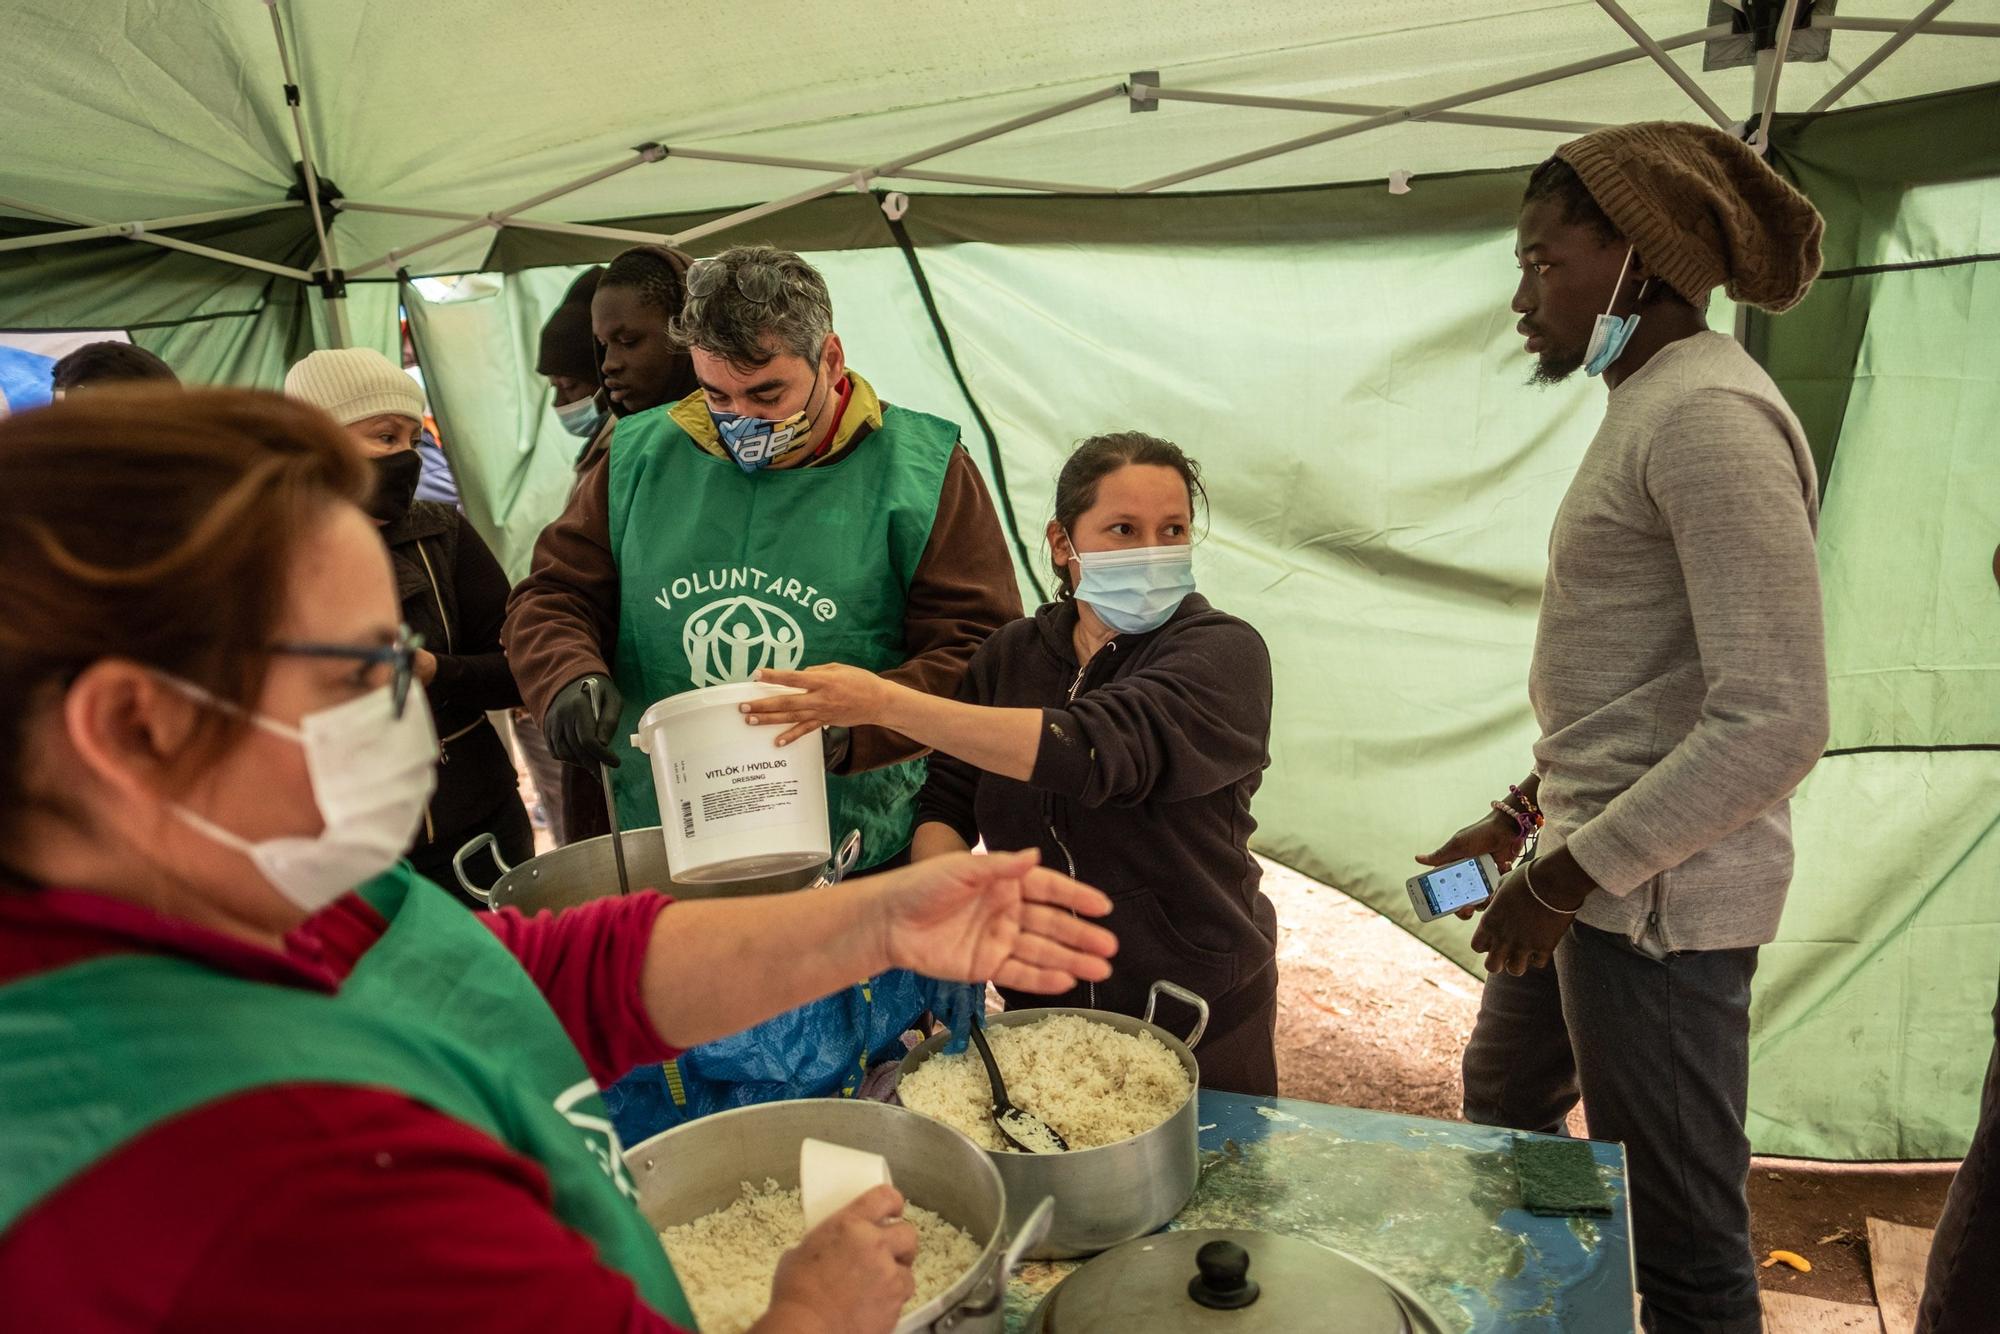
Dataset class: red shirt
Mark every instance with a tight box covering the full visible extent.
[0,885,691,1333]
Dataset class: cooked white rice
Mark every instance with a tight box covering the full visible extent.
[659,1179,981,1334]
[896,1014,1192,1152]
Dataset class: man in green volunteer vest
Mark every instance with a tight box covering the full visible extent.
[505,246,1024,1136]
[508,244,1023,868]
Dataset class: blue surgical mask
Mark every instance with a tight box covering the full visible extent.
[1584,248,1643,377]
[554,395,606,439]
[1068,538,1196,635]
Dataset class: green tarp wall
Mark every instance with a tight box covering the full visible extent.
[2,84,1994,1160]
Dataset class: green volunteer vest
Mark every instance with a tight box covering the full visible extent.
[0,867,695,1327]
[605,400,958,868]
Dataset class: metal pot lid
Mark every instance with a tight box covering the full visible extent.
[1028,1228,1442,1334]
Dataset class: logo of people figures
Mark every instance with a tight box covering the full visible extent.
[684,595,806,687]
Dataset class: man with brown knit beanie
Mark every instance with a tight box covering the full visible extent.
[1417,122,1831,1333]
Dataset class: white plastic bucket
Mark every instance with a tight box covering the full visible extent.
[632,682,830,884]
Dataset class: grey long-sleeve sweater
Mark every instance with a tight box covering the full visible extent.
[1532,331,1830,952]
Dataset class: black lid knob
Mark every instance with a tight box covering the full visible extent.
[1188,1239,1261,1310]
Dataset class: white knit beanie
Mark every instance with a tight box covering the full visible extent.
[283,347,425,426]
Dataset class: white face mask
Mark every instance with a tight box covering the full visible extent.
[168,681,439,913]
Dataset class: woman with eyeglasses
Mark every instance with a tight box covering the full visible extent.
[0,388,1117,1333]
[286,347,532,900]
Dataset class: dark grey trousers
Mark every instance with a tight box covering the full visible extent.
[1462,922,1762,1334]
[1916,978,2000,1334]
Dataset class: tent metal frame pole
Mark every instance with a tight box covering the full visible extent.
[1139,85,1609,135]
[1807,0,1958,114]
[1128,23,1732,192]
[136,234,313,282]
[262,0,347,344]
[666,84,1125,248]
[336,201,482,223]
[1751,0,1806,149]
[0,203,283,255]
[1592,0,1737,128]
[665,146,1115,195]
[340,201,684,246]
[346,145,668,277]
[0,194,311,281]
[1812,14,2000,38]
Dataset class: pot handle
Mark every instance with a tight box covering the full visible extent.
[816,829,862,887]
[935,1195,1055,1329]
[450,832,509,907]
[1144,980,1210,1051]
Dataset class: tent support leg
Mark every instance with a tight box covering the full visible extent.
[1750,0,1806,150]
[263,0,346,343]
[1807,0,1958,115]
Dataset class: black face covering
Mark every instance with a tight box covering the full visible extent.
[367,449,425,525]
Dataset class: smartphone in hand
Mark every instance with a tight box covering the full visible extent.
[1406,855,1499,922]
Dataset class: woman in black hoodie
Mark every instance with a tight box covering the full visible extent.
[742,433,1279,1093]
[285,348,531,901]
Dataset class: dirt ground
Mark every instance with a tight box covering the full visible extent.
[1259,856,1959,1311]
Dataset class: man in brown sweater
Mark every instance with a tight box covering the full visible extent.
[506,245,1021,865]
[1419,124,1829,1333]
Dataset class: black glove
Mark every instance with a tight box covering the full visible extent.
[544,674,622,769]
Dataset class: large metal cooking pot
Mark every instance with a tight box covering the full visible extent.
[625,1097,1052,1334]
[453,826,859,913]
[897,980,1208,1260]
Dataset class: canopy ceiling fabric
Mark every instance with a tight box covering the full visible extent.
[4,1,1999,280]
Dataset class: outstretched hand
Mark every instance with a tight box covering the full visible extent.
[867,849,1117,996]
[743,665,901,749]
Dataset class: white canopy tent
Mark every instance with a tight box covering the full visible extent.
[3,1,1998,331]
[4,2,1999,1163]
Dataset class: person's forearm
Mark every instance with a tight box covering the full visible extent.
[428,650,523,712]
[638,885,890,1050]
[911,821,971,862]
[883,686,1042,782]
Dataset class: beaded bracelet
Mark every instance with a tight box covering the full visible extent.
[1490,800,1537,841]
[1508,784,1544,821]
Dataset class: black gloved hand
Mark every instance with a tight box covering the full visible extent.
[544,674,622,769]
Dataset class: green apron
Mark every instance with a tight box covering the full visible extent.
[0,867,696,1328]
[605,400,958,868]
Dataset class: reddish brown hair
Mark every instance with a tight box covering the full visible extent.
[0,387,371,826]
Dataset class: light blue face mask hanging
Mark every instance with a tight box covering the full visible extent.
[554,395,606,439]
[1583,247,1644,378]
[1068,538,1197,635]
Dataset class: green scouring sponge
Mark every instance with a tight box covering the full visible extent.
[1512,1135,1613,1217]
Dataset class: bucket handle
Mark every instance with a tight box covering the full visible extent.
[451,832,511,907]
[1144,980,1210,1052]
[936,1195,1055,1329]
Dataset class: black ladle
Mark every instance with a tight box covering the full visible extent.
[968,1015,1069,1154]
